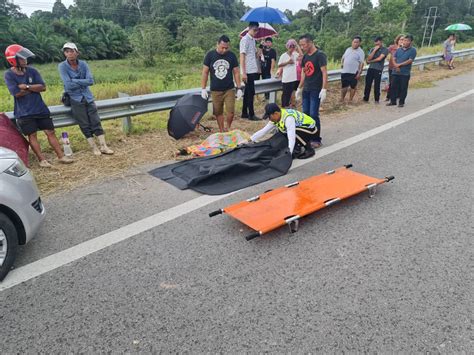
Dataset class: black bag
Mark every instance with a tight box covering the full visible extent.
[61,92,71,106]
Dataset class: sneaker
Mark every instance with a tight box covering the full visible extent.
[241,114,249,119]
[39,160,52,168]
[386,102,397,106]
[297,148,315,159]
[398,104,404,107]
[58,156,74,164]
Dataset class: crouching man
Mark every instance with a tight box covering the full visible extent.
[250,103,317,159]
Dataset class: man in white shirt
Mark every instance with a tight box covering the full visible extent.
[340,36,365,103]
[240,22,261,120]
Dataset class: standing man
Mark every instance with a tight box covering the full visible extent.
[443,33,456,70]
[240,22,261,121]
[296,34,327,148]
[363,36,388,103]
[387,34,417,108]
[340,36,365,103]
[259,37,277,99]
[59,42,114,156]
[201,35,243,132]
[4,44,73,167]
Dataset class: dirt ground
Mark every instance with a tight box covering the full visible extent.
[30,59,474,196]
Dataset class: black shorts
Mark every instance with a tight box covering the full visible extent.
[17,115,54,135]
[341,73,358,89]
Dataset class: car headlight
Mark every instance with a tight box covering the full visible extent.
[4,159,28,177]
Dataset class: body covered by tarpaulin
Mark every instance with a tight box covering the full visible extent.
[150,133,292,195]
[0,113,29,166]
[184,129,250,157]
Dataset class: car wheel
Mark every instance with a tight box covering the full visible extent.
[0,212,18,282]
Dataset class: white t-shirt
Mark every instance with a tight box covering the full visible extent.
[278,51,299,83]
[342,47,365,74]
[239,33,258,74]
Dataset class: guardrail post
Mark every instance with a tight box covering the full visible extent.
[269,90,276,104]
[118,92,132,134]
[434,60,440,66]
[418,64,425,71]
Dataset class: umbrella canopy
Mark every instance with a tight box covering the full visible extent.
[168,94,208,139]
[445,23,472,31]
[240,6,291,24]
[240,22,278,40]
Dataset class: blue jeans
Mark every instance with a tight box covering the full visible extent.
[302,90,321,142]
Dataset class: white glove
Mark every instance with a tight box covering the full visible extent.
[319,88,327,103]
[236,89,243,100]
[295,88,302,101]
[201,89,208,100]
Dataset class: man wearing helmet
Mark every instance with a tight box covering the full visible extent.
[3,44,74,167]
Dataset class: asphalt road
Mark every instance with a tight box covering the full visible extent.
[0,72,472,352]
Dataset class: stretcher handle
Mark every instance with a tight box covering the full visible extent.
[209,209,222,217]
[344,164,353,169]
[385,176,395,182]
[245,232,261,241]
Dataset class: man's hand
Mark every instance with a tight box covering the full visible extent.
[287,58,294,65]
[18,84,28,90]
[319,88,327,103]
[295,87,302,101]
[355,73,361,80]
[236,88,243,100]
[201,89,208,100]
[242,73,248,83]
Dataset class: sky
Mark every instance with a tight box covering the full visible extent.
[13,0,377,16]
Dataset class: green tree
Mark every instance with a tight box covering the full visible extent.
[52,0,69,19]
[130,23,172,66]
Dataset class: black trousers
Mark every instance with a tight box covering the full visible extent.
[295,126,318,149]
[281,81,297,107]
[363,68,382,102]
[390,75,410,105]
[70,98,104,138]
[242,73,259,117]
[261,71,271,99]
[386,70,393,99]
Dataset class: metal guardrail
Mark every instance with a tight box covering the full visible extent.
[6,48,474,129]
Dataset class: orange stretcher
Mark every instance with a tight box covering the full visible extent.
[209,165,394,241]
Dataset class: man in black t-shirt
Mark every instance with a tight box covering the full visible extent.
[259,37,276,99]
[296,34,328,147]
[201,35,243,132]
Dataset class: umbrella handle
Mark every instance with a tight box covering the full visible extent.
[199,123,212,133]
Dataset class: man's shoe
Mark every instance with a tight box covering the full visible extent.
[398,103,404,107]
[241,113,249,119]
[297,148,315,159]
[248,115,261,121]
[39,160,52,168]
[386,102,396,106]
[58,156,74,164]
[375,100,380,104]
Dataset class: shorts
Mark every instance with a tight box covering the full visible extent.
[17,115,54,135]
[341,73,358,89]
[211,89,235,116]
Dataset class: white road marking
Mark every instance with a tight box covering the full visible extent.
[1,89,473,292]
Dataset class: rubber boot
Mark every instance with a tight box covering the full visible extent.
[87,137,101,156]
[97,135,114,155]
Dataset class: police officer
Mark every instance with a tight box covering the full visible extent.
[250,103,317,159]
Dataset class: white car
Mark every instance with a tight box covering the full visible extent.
[0,147,45,281]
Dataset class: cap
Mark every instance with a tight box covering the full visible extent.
[62,42,78,51]
[263,103,281,119]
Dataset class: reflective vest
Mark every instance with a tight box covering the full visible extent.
[275,109,316,133]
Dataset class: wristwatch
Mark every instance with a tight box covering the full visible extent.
[26,85,30,90]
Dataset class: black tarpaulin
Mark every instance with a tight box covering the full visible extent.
[149,133,292,195]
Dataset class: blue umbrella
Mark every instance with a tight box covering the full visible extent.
[240,6,291,25]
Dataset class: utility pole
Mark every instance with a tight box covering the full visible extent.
[421,7,439,47]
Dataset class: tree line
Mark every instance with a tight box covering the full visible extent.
[0,0,473,68]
